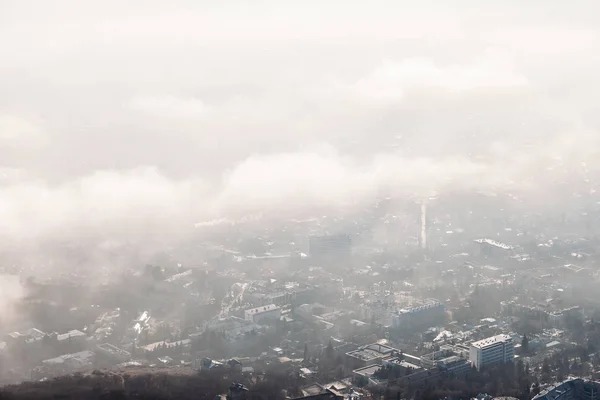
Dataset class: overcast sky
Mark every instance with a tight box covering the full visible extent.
[1,0,599,239]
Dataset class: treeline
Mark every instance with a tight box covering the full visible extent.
[369,361,538,400]
[0,365,302,400]
[0,369,230,400]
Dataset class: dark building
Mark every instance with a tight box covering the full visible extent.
[293,388,344,400]
[308,234,352,259]
[533,378,600,400]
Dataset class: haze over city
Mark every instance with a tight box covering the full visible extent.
[0,0,599,240]
[1,1,600,399]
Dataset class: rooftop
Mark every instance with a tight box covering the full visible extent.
[353,364,382,377]
[97,343,131,357]
[57,330,86,341]
[347,343,399,361]
[474,238,513,250]
[42,350,95,366]
[471,334,512,349]
[245,304,280,314]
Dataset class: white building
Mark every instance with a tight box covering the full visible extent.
[469,334,514,370]
[57,329,87,346]
[244,304,281,324]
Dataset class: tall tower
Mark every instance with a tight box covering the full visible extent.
[420,202,428,250]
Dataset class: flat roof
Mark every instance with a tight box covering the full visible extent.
[353,364,381,376]
[245,304,280,314]
[57,330,86,341]
[43,350,95,365]
[347,343,398,361]
[471,334,512,349]
[97,343,131,356]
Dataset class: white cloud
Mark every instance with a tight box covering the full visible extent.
[0,0,597,245]
[128,95,209,119]
[351,50,529,103]
[0,114,47,149]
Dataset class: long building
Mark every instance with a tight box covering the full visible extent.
[533,378,600,400]
[345,343,401,369]
[244,304,281,324]
[392,300,445,330]
[469,334,514,370]
[308,234,352,259]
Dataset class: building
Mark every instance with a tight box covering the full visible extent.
[57,329,87,345]
[533,378,600,400]
[246,283,319,307]
[381,354,423,375]
[436,356,472,376]
[474,238,513,258]
[548,306,584,328]
[346,343,401,369]
[205,316,260,341]
[41,350,95,375]
[392,300,445,330]
[5,328,46,348]
[352,364,388,386]
[294,388,344,400]
[308,234,352,259]
[96,343,131,364]
[421,346,469,369]
[469,334,514,370]
[244,304,281,324]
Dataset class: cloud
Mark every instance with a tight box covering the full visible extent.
[128,95,209,119]
[0,114,47,150]
[352,50,529,103]
[0,0,597,246]
[0,137,573,242]
[214,148,495,215]
[0,167,195,241]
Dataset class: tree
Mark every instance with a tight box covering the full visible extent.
[326,340,334,360]
[303,343,308,362]
[521,334,529,355]
[542,358,551,383]
[356,375,369,387]
[542,358,550,374]
[516,359,525,380]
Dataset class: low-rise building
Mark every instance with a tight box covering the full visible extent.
[205,316,261,341]
[244,304,281,324]
[392,300,445,330]
[353,364,387,386]
[346,343,401,369]
[96,343,131,364]
[57,330,87,345]
[41,350,95,375]
[437,356,471,376]
[6,328,46,348]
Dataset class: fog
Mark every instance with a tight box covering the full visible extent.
[1,0,600,242]
[3,2,600,390]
